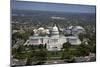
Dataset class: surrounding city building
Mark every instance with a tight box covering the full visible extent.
[64,26,85,36]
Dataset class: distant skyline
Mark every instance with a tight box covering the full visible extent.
[11,0,96,13]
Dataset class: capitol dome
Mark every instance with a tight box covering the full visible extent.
[52,25,58,31]
[52,24,59,35]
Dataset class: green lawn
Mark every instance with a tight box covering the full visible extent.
[47,51,63,60]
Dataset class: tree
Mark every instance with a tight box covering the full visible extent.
[87,44,96,53]
[61,41,76,62]
[44,43,47,49]
[38,44,44,49]
[61,49,76,63]
[78,33,85,41]
[17,45,25,53]
[62,41,71,51]
[25,50,35,65]
[34,50,47,64]
[26,58,33,65]
[76,43,90,56]
[25,44,47,65]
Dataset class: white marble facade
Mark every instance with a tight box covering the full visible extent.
[24,24,81,51]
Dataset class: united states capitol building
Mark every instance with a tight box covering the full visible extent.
[24,24,84,51]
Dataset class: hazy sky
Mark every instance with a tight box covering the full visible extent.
[11,0,96,13]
